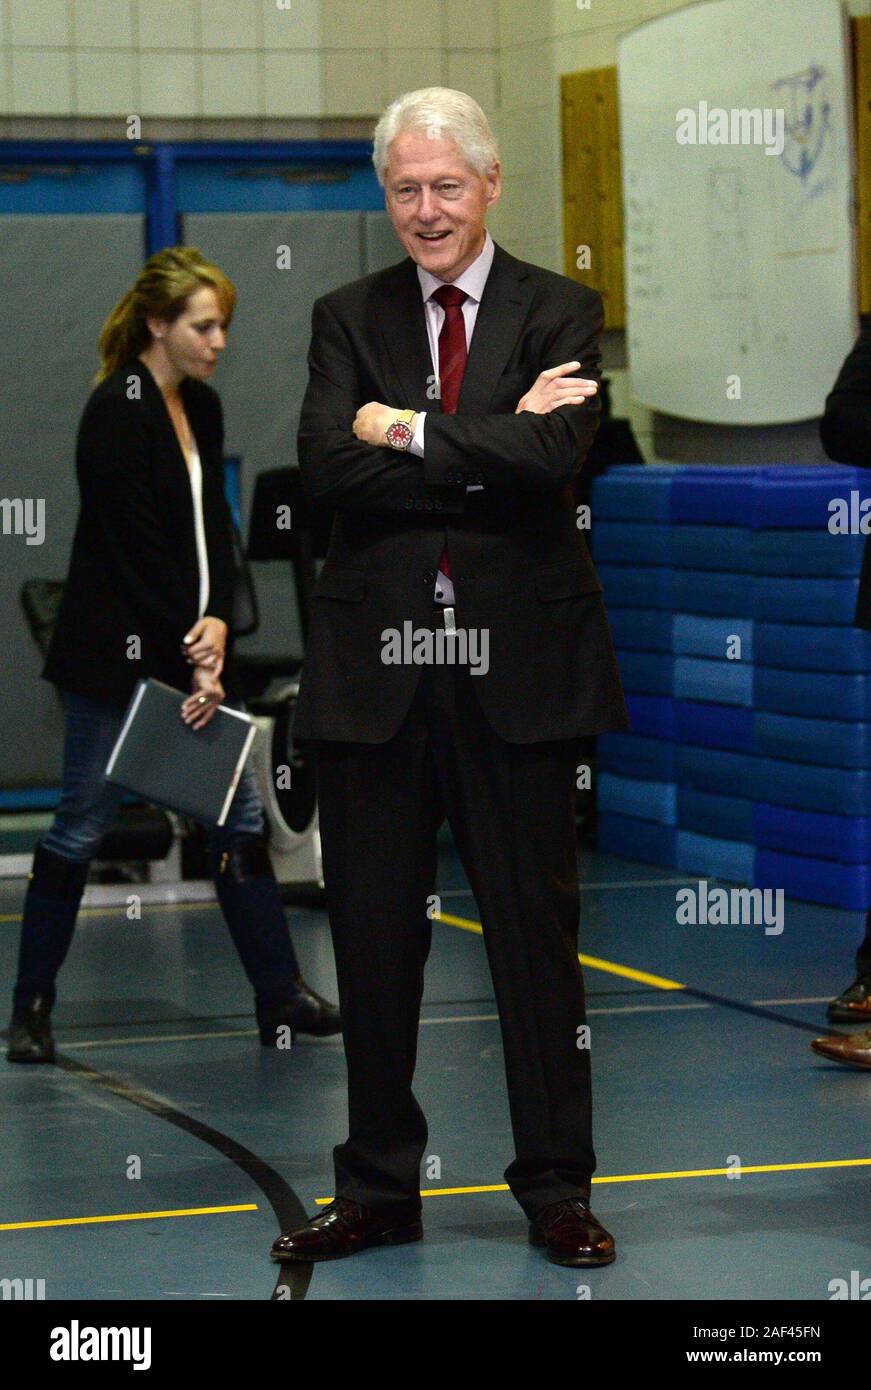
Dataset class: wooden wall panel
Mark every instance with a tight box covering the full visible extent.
[561,66,625,329]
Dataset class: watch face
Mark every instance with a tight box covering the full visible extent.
[386,420,413,449]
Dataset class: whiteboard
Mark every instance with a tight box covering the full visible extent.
[617,0,857,425]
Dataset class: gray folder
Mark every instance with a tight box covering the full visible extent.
[104,678,256,827]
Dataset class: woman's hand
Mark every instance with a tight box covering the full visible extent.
[515,361,599,414]
[181,616,227,677]
[181,666,225,730]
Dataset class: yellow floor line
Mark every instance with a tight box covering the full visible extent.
[0,1203,258,1232]
[316,1157,871,1203]
[1,906,686,990]
[435,911,685,991]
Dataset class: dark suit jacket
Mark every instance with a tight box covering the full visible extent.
[820,317,871,629]
[291,240,629,744]
[42,357,238,710]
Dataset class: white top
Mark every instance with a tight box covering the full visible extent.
[410,228,496,605]
[186,447,210,619]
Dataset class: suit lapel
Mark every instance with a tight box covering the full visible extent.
[373,241,535,415]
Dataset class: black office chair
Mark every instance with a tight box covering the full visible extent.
[19,579,175,874]
[233,467,333,899]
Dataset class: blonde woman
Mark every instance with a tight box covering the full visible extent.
[8,246,339,1062]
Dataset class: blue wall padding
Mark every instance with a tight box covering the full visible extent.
[597,564,676,609]
[755,849,871,911]
[676,830,756,884]
[749,757,871,815]
[589,463,871,906]
[754,668,871,719]
[598,734,678,780]
[750,530,865,577]
[678,787,754,841]
[673,571,753,616]
[598,773,677,824]
[625,694,676,738]
[608,609,674,652]
[674,657,754,706]
[753,712,871,769]
[593,521,673,566]
[673,615,753,659]
[616,652,674,695]
[748,465,871,528]
[671,467,758,524]
[596,812,677,867]
[591,464,676,519]
[671,525,753,572]
[750,576,859,624]
[754,623,871,672]
[753,804,871,864]
[674,701,754,750]
[676,747,753,794]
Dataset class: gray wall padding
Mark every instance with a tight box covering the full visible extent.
[0,215,145,785]
[183,210,400,664]
[2,209,400,787]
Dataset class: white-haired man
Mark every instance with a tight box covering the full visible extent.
[273,87,629,1268]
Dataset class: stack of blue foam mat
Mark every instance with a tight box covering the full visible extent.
[592,463,871,908]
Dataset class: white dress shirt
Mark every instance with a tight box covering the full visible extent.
[187,447,210,619]
[408,228,495,604]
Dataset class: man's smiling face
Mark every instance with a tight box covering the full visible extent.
[384,128,501,283]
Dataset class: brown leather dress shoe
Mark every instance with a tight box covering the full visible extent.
[271,1198,423,1262]
[827,976,871,1023]
[529,1197,616,1267]
[811,1028,871,1070]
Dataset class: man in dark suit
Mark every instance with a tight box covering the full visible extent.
[813,317,871,1070]
[272,88,629,1267]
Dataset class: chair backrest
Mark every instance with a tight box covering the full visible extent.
[20,579,65,657]
[246,467,332,645]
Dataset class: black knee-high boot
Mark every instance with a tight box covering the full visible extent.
[7,843,90,1062]
[210,837,341,1044]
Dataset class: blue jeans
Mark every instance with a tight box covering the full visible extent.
[43,690,264,860]
[13,689,302,1011]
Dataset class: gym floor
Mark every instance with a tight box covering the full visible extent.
[0,826,868,1302]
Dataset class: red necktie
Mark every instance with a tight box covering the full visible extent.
[431,284,468,582]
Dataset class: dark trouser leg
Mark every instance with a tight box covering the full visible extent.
[424,661,595,1220]
[313,672,442,1217]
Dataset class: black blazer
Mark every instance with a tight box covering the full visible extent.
[42,357,238,711]
[291,240,629,744]
[820,318,871,629]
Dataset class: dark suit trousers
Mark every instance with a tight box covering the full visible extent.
[311,630,597,1221]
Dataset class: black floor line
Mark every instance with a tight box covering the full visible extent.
[679,985,839,1036]
[53,1052,313,1301]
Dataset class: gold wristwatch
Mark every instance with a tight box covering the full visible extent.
[385,409,419,450]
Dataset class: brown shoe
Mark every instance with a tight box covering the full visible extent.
[529,1197,616,1267]
[827,976,871,1023]
[270,1198,423,1262]
[811,1028,871,1070]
